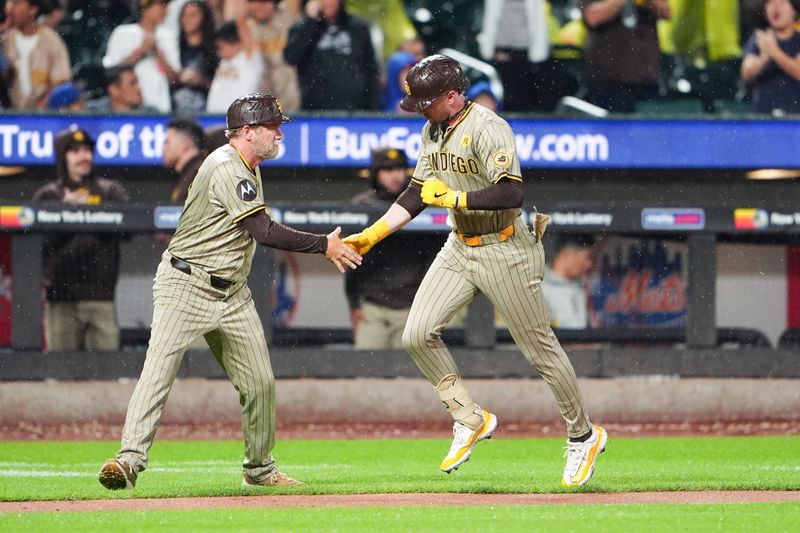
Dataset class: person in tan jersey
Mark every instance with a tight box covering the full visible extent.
[98,93,361,490]
[344,55,607,487]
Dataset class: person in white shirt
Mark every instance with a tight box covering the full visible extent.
[102,0,180,113]
[206,19,263,113]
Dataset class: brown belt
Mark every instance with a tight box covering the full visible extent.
[170,256,232,290]
[455,224,515,247]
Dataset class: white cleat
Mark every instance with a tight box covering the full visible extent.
[562,424,608,487]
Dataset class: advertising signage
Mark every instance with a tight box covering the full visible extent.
[1,114,799,169]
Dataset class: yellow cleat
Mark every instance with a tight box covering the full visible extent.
[440,409,498,473]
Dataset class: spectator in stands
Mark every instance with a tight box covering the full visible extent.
[1,0,71,109]
[399,36,425,59]
[466,81,501,112]
[162,117,205,204]
[479,0,577,112]
[247,0,301,112]
[47,81,83,111]
[581,0,671,113]
[666,0,742,63]
[206,19,262,112]
[740,0,800,115]
[345,148,440,349]
[102,0,180,113]
[37,0,63,29]
[172,0,218,113]
[32,127,130,352]
[382,50,417,112]
[284,0,380,111]
[0,49,13,108]
[346,0,419,60]
[86,66,155,113]
[542,234,595,330]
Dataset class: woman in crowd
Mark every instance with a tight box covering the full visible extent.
[173,0,219,112]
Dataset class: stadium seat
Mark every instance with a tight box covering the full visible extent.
[717,328,772,348]
[712,98,751,117]
[634,98,705,116]
[777,328,800,349]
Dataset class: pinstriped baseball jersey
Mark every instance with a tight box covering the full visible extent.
[169,145,266,284]
[412,102,521,235]
[401,100,593,440]
[111,141,283,485]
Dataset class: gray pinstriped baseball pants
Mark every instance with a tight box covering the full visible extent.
[402,217,592,438]
[117,256,276,481]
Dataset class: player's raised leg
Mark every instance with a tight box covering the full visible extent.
[402,248,497,472]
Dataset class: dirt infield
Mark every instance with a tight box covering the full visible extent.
[2,491,799,513]
[2,419,799,441]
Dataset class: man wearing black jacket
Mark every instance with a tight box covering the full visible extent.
[32,127,130,351]
[345,148,442,349]
[284,0,380,110]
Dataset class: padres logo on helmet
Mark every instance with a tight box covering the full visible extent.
[400,55,469,113]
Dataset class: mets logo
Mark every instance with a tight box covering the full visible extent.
[404,81,411,96]
[492,151,512,168]
[236,179,258,202]
[461,135,471,149]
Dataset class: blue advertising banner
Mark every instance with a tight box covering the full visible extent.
[1,114,799,169]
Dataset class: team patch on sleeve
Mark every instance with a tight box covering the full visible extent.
[492,151,512,169]
[236,179,258,202]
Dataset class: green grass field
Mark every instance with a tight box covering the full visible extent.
[1,435,799,531]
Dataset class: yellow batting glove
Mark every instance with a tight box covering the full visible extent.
[421,178,467,209]
[342,219,390,256]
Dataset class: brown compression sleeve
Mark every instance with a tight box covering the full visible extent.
[242,209,328,253]
[395,181,426,217]
[465,179,524,209]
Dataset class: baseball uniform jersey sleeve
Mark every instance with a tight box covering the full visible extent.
[168,145,264,283]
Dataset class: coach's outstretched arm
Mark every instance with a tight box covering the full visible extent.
[243,210,362,272]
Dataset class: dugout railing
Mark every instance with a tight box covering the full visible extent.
[3,201,799,352]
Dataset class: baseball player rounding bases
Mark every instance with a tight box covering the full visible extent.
[343,55,607,487]
[98,93,361,490]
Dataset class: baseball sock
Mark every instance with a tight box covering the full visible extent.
[569,428,594,443]
[435,373,484,430]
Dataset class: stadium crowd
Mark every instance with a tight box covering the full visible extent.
[0,0,798,116]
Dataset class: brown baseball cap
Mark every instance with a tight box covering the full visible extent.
[226,93,292,129]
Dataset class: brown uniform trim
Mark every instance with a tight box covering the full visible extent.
[410,177,425,187]
[232,204,268,224]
